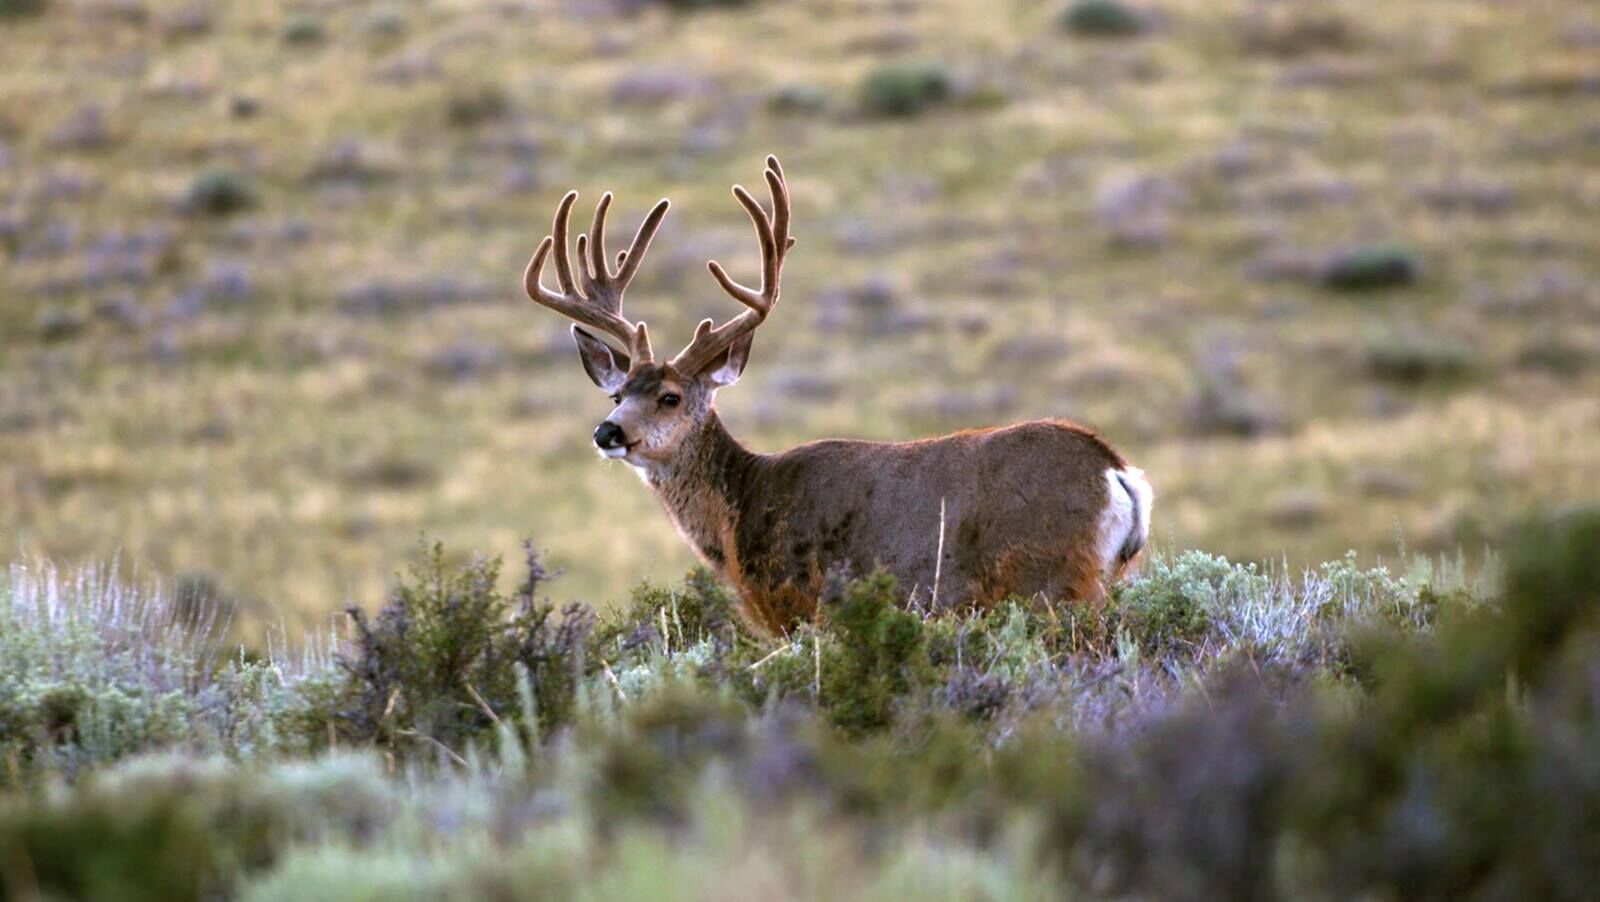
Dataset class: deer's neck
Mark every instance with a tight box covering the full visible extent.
[645,412,761,575]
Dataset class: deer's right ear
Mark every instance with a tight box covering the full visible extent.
[702,331,754,389]
[572,326,630,392]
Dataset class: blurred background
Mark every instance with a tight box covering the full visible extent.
[1,0,1597,637]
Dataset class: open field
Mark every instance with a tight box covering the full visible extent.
[2,0,1597,634]
[6,2,1600,894]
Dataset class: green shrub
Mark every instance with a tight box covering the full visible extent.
[0,0,46,19]
[361,8,408,45]
[924,602,1051,684]
[0,573,211,783]
[337,540,592,753]
[445,83,510,128]
[1239,6,1360,57]
[242,846,455,901]
[1320,246,1421,291]
[657,0,756,9]
[12,526,1598,900]
[0,753,395,901]
[818,571,930,734]
[1279,509,1600,896]
[859,63,953,118]
[1114,551,1268,656]
[1035,511,1598,898]
[1496,506,1600,677]
[184,169,257,217]
[589,683,751,821]
[36,306,86,342]
[1362,331,1477,385]
[768,82,829,115]
[1315,551,1416,624]
[596,567,741,658]
[279,15,325,46]
[1516,332,1589,377]
[1060,0,1148,37]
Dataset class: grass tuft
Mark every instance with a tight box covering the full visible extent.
[183,170,258,217]
[859,63,954,118]
[1320,246,1422,292]
[0,0,45,19]
[1060,0,1149,38]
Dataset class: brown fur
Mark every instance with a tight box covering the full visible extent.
[624,374,1130,632]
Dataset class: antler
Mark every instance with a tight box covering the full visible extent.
[524,189,670,363]
[669,155,796,375]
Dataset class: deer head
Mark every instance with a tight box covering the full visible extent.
[524,156,793,472]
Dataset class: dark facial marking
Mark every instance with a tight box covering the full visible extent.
[619,365,665,399]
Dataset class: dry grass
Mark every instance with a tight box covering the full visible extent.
[1,0,1597,635]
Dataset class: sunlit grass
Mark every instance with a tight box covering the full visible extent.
[1,0,1596,635]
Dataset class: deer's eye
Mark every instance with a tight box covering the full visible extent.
[609,394,621,406]
[659,393,681,409]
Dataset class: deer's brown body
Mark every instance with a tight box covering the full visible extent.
[647,408,1141,632]
[523,157,1152,634]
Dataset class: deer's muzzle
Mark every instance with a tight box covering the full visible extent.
[594,421,629,456]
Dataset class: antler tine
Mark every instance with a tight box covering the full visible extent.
[551,190,579,297]
[616,198,670,286]
[588,192,611,294]
[574,232,596,300]
[765,157,790,247]
[524,189,670,363]
[671,156,795,375]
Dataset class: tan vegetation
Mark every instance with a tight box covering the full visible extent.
[1,0,1597,635]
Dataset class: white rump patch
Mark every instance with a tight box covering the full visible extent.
[1096,467,1153,576]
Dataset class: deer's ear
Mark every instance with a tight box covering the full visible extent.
[702,332,754,389]
[572,326,629,392]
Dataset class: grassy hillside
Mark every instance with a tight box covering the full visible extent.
[2,0,1597,634]
[2,511,1597,898]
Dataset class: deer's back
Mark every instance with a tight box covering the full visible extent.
[728,420,1128,629]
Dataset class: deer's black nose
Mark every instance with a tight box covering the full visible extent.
[594,421,627,450]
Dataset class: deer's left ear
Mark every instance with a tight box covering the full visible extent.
[702,332,754,389]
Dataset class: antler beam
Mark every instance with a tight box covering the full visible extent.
[524,190,670,363]
[669,155,795,376]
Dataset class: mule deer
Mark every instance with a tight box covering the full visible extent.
[524,156,1152,634]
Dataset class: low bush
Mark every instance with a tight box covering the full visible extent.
[1115,550,1267,656]
[0,0,46,19]
[336,540,592,753]
[0,753,395,901]
[817,570,930,734]
[1363,331,1477,385]
[1516,332,1589,377]
[1238,5,1361,58]
[35,307,86,342]
[768,83,829,115]
[183,169,257,217]
[444,83,510,128]
[656,0,756,9]
[10,514,1591,899]
[1320,246,1421,291]
[1060,0,1149,38]
[859,63,953,118]
[278,15,325,47]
